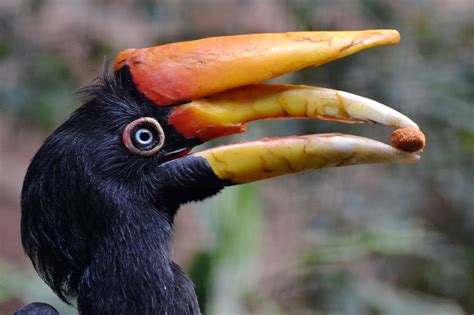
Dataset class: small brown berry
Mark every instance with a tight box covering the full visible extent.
[390,126,425,152]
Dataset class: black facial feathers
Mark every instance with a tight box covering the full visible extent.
[20,67,225,313]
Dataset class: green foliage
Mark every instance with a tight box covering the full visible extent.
[1,53,77,130]
[191,184,265,314]
[188,251,213,313]
[0,261,76,315]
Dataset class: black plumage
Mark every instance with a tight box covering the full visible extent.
[20,69,226,314]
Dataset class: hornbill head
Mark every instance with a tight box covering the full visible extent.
[20,30,424,313]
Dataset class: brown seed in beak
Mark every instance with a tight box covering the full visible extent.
[391,127,426,152]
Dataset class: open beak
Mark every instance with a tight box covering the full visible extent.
[115,30,425,184]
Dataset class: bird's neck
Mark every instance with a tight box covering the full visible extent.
[77,209,199,314]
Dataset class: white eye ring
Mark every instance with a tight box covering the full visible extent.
[123,117,165,156]
[134,128,154,146]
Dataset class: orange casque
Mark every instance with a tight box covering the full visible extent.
[114,30,400,106]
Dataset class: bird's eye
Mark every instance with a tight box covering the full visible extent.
[123,117,165,156]
[134,128,154,146]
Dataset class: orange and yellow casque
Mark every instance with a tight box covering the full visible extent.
[114,30,399,106]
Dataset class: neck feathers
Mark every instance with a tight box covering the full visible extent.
[77,210,200,314]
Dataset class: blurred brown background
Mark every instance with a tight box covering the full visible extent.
[0,0,473,314]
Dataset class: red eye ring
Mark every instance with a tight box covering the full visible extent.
[122,117,165,156]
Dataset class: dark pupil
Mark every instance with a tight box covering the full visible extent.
[132,125,157,149]
[139,131,151,142]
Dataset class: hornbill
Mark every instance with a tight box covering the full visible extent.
[16,30,424,314]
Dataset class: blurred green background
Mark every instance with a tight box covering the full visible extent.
[0,0,472,314]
